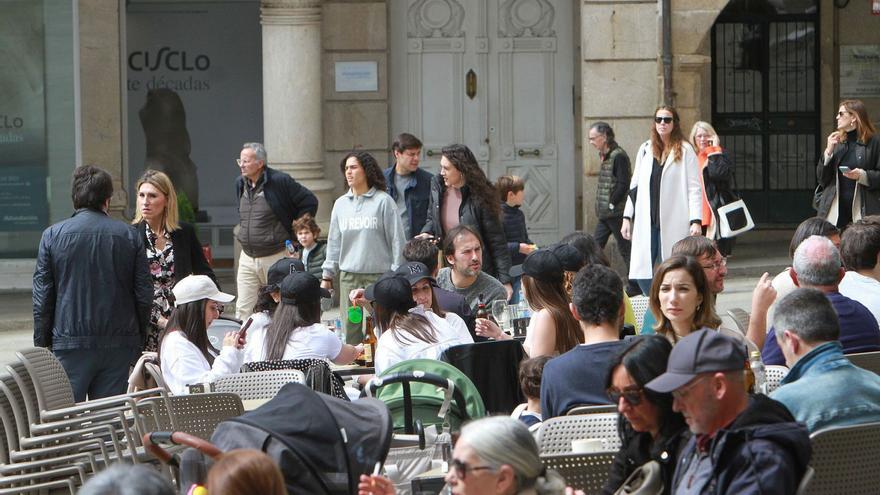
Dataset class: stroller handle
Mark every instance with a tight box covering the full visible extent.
[367,371,471,433]
[144,431,224,465]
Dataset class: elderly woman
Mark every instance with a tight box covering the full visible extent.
[133,169,215,352]
[689,121,738,256]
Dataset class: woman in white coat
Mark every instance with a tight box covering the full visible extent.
[622,106,703,295]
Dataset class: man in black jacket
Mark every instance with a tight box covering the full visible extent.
[235,142,319,319]
[33,165,153,401]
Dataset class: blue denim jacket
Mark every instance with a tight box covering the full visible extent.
[770,341,880,432]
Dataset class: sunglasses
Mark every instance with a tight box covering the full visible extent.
[607,387,643,406]
[451,459,493,480]
[837,111,850,117]
[654,116,674,124]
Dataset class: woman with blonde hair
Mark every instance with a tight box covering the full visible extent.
[622,106,703,295]
[133,169,215,351]
[689,121,738,256]
[816,99,880,228]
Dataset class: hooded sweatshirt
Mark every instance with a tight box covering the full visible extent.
[671,394,811,494]
[322,187,406,277]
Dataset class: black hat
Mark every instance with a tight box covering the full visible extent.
[279,271,331,305]
[548,243,584,271]
[394,261,435,286]
[510,244,580,283]
[645,328,748,393]
[365,274,416,313]
[267,258,306,291]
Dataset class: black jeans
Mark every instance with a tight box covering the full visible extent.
[54,347,140,402]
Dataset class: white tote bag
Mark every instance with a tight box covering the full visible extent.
[717,199,755,238]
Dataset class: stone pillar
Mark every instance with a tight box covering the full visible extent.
[260,0,334,229]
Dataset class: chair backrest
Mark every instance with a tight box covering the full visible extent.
[15,348,76,413]
[144,362,167,391]
[0,372,31,446]
[540,452,615,493]
[439,340,526,414]
[846,351,880,375]
[566,404,618,415]
[764,365,789,394]
[630,296,649,333]
[140,393,244,441]
[805,421,880,494]
[243,359,348,400]
[726,308,751,335]
[212,370,305,400]
[5,362,40,429]
[535,413,620,454]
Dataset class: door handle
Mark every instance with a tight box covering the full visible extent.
[425,149,443,157]
[466,69,477,100]
[518,148,541,157]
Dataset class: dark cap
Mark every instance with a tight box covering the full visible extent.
[394,261,435,286]
[510,244,581,283]
[267,258,305,291]
[279,271,331,305]
[365,274,416,313]
[645,328,747,393]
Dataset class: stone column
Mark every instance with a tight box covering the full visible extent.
[260,0,334,229]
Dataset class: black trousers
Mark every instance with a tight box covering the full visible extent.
[54,347,140,402]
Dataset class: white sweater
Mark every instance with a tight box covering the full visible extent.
[160,331,244,395]
[374,308,473,374]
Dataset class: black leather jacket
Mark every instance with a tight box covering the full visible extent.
[33,209,153,350]
[421,175,512,284]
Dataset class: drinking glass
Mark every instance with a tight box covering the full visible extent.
[491,299,509,330]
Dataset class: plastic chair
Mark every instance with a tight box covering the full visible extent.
[535,413,620,454]
[846,351,880,375]
[211,369,305,400]
[630,296,649,333]
[139,393,244,441]
[541,452,615,493]
[727,308,751,335]
[764,365,789,394]
[803,421,880,494]
[566,404,618,415]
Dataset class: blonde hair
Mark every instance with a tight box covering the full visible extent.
[132,169,180,232]
[689,121,722,149]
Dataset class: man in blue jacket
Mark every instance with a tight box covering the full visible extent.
[235,142,318,319]
[647,329,811,494]
[384,133,432,239]
[33,165,153,401]
[771,287,880,432]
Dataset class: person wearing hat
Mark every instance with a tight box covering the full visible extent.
[242,258,305,363]
[476,244,583,357]
[645,328,810,494]
[159,275,242,395]
[369,274,473,375]
[394,261,473,342]
[247,271,362,364]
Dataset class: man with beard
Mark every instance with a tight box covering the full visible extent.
[435,224,507,312]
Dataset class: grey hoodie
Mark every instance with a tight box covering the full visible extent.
[322,187,405,277]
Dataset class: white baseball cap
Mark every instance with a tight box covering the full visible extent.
[172,275,235,306]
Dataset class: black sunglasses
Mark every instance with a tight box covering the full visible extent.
[654,116,674,124]
[451,459,493,480]
[607,387,643,406]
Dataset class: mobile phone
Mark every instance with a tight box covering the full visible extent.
[839,166,851,173]
[238,317,254,344]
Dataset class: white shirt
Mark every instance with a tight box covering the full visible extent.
[242,311,273,364]
[375,308,474,374]
[160,331,244,395]
[840,271,880,326]
[244,321,342,363]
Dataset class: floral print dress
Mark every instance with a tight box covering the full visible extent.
[145,224,174,352]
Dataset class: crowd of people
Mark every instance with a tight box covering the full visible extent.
[33,99,880,494]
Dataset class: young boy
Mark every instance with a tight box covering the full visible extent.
[516,355,552,431]
[292,215,326,279]
[496,175,535,303]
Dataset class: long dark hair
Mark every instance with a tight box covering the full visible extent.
[373,304,438,347]
[263,299,322,361]
[339,151,387,192]
[441,144,501,220]
[521,275,583,354]
[604,335,686,441]
[650,106,686,163]
[560,231,610,298]
[252,285,278,314]
[160,299,218,365]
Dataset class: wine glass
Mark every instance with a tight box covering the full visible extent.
[491,299,509,331]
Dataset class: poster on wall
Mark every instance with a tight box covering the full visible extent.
[0,2,48,231]
[840,45,880,98]
[126,1,262,224]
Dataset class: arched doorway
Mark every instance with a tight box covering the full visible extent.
[711,0,819,225]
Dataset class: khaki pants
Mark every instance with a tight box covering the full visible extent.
[236,249,287,320]
[339,271,383,345]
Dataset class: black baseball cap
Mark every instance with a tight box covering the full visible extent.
[645,328,747,393]
[267,258,306,291]
[394,261,435,286]
[279,271,331,305]
[510,244,582,283]
[365,274,416,313]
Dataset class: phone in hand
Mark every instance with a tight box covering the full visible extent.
[839,166,851,174]
[238,317,254,345]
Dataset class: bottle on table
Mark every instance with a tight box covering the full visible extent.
[356,315,377,367]
[475,293,495,323]
[749,350,766,395]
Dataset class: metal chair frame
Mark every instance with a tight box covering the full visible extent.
[535,413,621,455]
[138,393,244,441]
[566,405,618,416]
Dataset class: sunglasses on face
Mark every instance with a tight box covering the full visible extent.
[607,387,643,406]
[451,459,493,480]
[837,111,850,117]
[654,116,674,124]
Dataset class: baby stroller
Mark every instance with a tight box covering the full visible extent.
[366,359,486,494]
[145,382,393,495]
